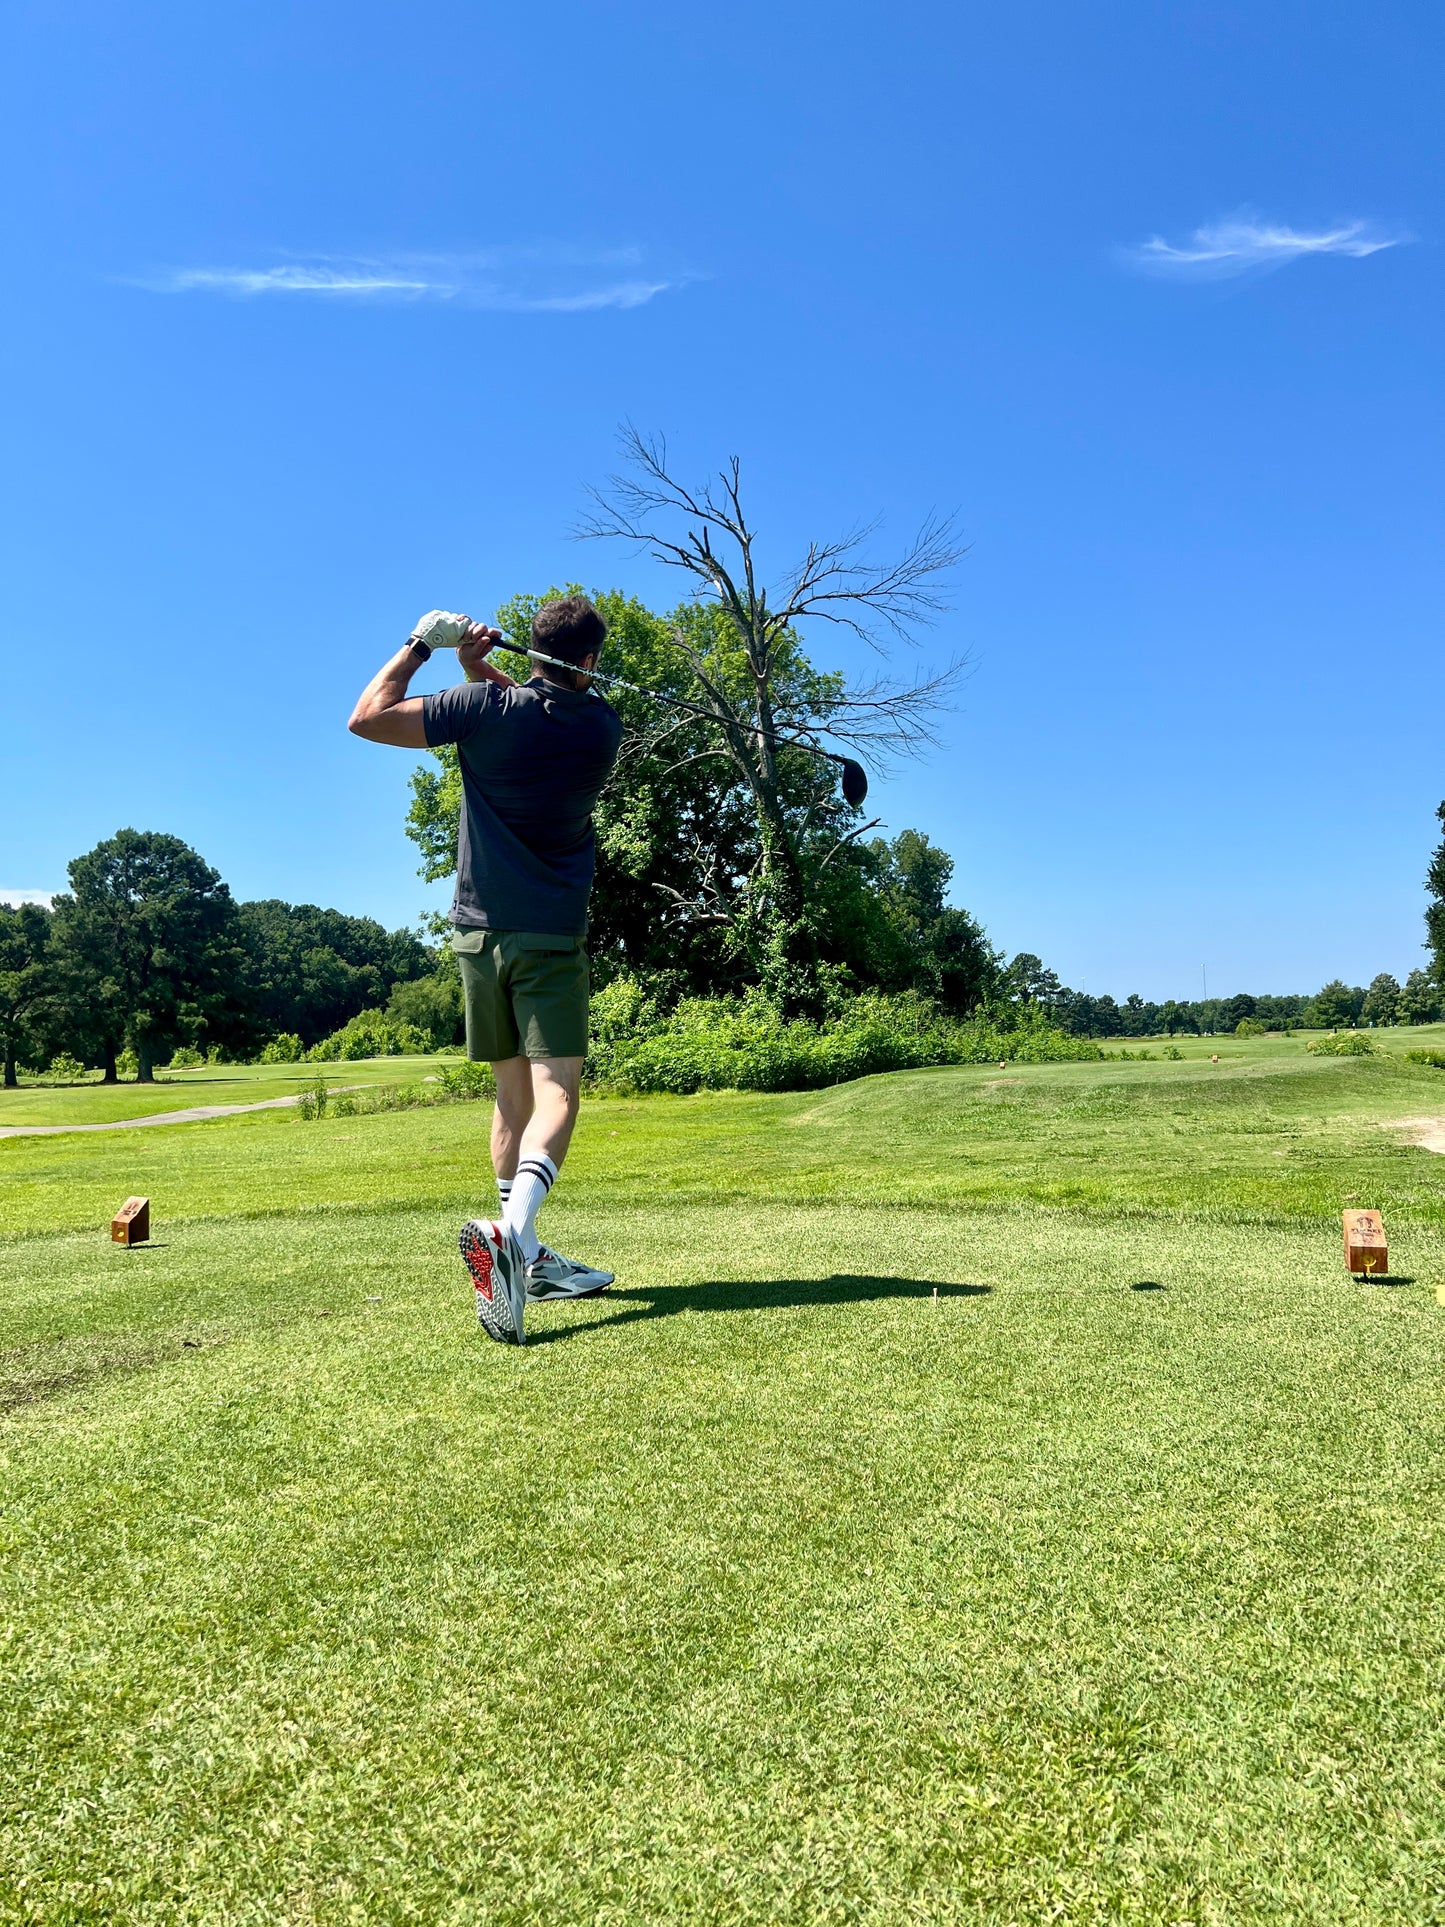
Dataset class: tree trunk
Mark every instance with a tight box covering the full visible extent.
[102,1048,117,1084]
[136,1038,155,1083]
[3,1039,16,1089]
[748,772,822,1021]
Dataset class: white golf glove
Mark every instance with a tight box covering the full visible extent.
[408,610,471,653]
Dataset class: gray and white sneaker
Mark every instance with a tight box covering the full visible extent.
[525,1246,615,1301]
[459,1219,527,1344]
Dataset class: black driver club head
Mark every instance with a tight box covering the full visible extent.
[840,758,869,807]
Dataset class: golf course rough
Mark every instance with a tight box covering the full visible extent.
[3,1030,1445,1922]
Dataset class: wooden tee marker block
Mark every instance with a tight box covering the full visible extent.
[111,1197,150,1246]
[1342,1208,1386,1278]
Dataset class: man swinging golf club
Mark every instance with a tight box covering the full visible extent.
[349,596,623,1345]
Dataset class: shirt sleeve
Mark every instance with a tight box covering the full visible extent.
[422,680,500,747]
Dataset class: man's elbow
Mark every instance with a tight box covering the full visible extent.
[348,704,378,739]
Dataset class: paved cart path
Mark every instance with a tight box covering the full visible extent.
[0,1090,366,1139]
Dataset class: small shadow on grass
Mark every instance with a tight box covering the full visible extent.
[525,1275,989,1344]
[1130,1280,1167,1292]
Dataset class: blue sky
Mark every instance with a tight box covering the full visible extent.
[2,0,1439,999]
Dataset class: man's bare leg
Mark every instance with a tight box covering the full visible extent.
[490,1056,535,1187]
[490,1055,581,1180]
[486,1055,612,1293]
[519,1056,583,1168]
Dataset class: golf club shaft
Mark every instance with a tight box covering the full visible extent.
[489,640,856,776]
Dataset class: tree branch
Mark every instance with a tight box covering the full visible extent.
[812,817,883,876]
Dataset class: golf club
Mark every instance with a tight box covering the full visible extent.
[470,637,870,806]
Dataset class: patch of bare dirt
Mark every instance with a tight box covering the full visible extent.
[1386,1117,1445,1155]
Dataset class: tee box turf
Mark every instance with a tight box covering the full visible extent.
[111,1197,150,1246]
[1342,1208,1386,1279]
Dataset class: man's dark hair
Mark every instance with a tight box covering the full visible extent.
[531,595,607,670]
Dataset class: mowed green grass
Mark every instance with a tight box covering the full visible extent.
[3,1038,1445,1922]
[0,1055,460,1129]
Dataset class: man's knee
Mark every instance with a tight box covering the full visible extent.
[531,1055,583,1111]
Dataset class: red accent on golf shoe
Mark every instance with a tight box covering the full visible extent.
[462,1228,496,1302]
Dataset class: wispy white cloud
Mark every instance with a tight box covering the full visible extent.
[1123,212,1408,280]
[133,248,683,311]
[0,889,56,909]
[165,266,435,296]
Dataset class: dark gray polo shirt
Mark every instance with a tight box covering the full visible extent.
[422,676,623,936]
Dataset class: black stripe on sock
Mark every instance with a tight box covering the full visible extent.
[516,1160,555,1192]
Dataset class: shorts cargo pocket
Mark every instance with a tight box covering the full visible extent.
[512,933,583,954]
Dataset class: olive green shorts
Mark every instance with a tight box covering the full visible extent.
[452,929,590,1062]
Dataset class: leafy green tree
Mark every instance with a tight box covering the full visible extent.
[836,830,1002,1013]
[581,433,964,1013]
[1006,954,1063,1010]
[0,902,54,1087]
[234,901,431,1049]
[1254,994,1307,1031]
[1055,991,1123,1037]
[1427,801,1445,988]
[1398,968,1441,1026]
[1309,979,1365,1029]
[50,830,239,1081]
[386,974,463,1049]
[407,591,995,1012]
[1121,993,1162,1036]
[1361,972,1402,1027]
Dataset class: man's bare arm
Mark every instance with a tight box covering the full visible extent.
[348,619,512,747]
[348,646,429,747]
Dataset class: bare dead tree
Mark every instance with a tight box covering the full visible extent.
[578,428,969,1010]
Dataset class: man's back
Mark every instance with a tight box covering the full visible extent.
[423,675,623,935]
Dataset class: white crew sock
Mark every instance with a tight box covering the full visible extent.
[496,1175,512,1214]
[503,1153,558,1264]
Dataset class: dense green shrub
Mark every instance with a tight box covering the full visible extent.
[294,985,1093,1105]
[436,1059,494,1097]
[45,1052,86,1083]
[306,1009,431,1061]
[585,987,1098,1096]
[1308,1032,1376,1056]
[1404,1048,1445,1069]
[296,1076,331,1121]
[166,1045,205,1069]
[259,1033,304,1063]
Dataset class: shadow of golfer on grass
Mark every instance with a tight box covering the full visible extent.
[522,1274,990,1344]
